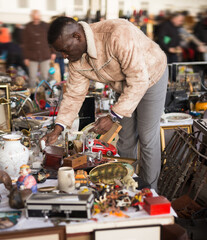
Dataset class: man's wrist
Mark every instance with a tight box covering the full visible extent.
[110,110,123,121]
[54,124,64,133]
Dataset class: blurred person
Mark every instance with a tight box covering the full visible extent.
[194,11,207,61]
[41,17,168,190]
[179,16,206,62]
[0,23,11,59]
[0,23,11,43]
[156,12,185,63]
[5,24,29,74]
[22,9,56,88]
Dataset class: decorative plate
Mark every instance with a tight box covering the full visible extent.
[161,113,192,122]
[119,162,134,176]
[89,162,128,185]
[0,211,21,229]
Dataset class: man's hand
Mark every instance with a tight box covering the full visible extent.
[89,116,113,135]
[40,124,63,147]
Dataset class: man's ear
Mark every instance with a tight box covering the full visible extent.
[73,32,81,40]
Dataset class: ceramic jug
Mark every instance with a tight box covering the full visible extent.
[0,134,29,178]
[58,167,75,193]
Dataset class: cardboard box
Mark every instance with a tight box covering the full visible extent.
[63,153,87,168]
[143,196,171,215]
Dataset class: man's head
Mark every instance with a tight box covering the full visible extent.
[48,17,87,62]
[30,9,41,25]
[170,12,185,27]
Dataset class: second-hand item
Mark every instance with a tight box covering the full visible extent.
[63,153,87,168]
[99,122,122,144]
[25,192,94,220]
[143,196,171,215]
[0,134,29,178]
[0,170,32,209]
[16,165,37,193]
[0,211,21,229]
[195,92,207,112]
[161,112,192,123]
[89,162,128,185]
[75,170,90,187]
[58,167,75,193]
[43,145,65,170]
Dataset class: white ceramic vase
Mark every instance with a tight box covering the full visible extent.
[0,134,29,178]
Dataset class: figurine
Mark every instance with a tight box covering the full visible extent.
[0,170,32,209]
[131,192,144,211]
[121,175,138,192]
[32,168,50,183]
[16,165,37,193]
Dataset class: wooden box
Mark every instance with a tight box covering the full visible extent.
[143,196,171,215]
[63,154,87,168]
[44,146,65,170]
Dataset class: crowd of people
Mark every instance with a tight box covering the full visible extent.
[128,10,207,63]
[0,9,207,87]
[0,9,64,89]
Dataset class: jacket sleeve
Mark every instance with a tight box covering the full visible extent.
[55,64,90,128]
[110,27,150,117]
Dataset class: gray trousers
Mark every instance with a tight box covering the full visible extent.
[117,67,168,190]
[28,60,50,88]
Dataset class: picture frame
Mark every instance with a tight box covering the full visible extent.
[0,83,11,133]
[160,125,192,152]
[0,226,66,240]
[94,225,162,240]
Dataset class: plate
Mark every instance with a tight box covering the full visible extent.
[0,211,21,229]
[119,162,134,176]
[89,162,128,184]
[38,186,56,192]
[161,113,192,122]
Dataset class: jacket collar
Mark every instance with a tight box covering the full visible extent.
[79,21,97,59]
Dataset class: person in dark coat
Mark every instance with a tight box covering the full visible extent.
[22,10,56,88]
[156,12,185,63]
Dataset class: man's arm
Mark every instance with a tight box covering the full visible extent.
[109,26,150,118]
[41,65,90,146]
[55,64,90,127]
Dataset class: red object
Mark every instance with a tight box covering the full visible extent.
[141,188,153,197]
[143,196,171,215]
[86,139,117,156]
[39,99,46,110]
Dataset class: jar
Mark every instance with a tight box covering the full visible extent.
[0,134,29,178]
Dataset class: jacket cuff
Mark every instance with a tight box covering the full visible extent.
[55,123,66,131]
[110,110,123,120]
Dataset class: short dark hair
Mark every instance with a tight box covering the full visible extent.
[48,16,77,45]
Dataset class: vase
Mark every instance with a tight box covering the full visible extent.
[0,134,29,178]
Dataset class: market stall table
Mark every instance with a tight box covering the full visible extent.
[0,179,175,240]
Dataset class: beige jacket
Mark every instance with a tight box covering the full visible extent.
[56,19,167,128]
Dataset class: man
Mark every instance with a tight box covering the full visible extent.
[42,17,168,190]
[22,10,56,88]
[156,12,185,63]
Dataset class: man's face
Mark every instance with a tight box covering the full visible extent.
[172,15,184,27]
[52,32,86,62]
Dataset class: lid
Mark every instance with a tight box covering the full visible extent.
[144,196,170,205]
[3,134,22,141]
